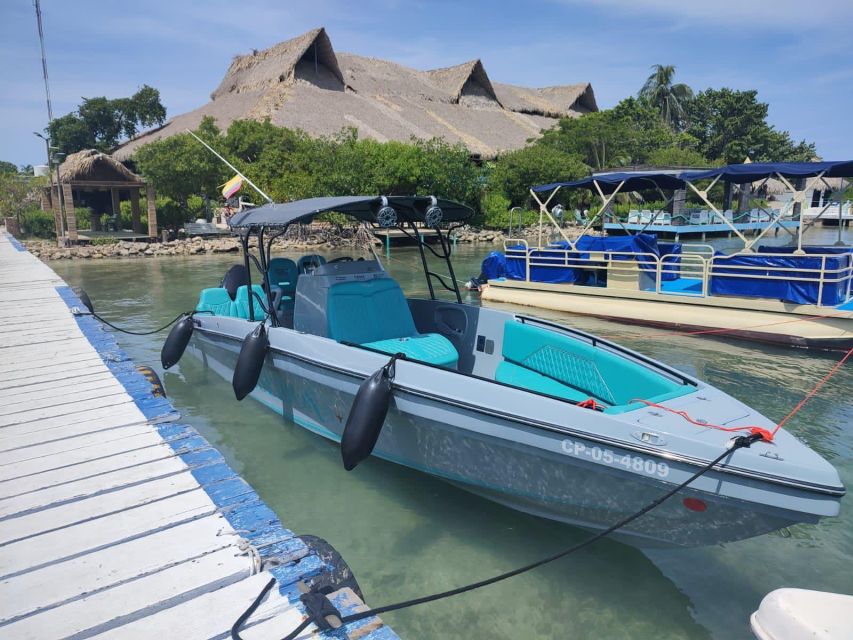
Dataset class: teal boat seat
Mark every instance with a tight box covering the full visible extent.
[327,277,458,368]
[363,334,459,368]
[196,288,237,317]
[497,320,692,412]
[495,361,591,403]
[235,284,268,321]
[268,258,298,308]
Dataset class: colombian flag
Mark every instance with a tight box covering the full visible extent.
[221,175,243,199]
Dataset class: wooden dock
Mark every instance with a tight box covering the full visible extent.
[0,231,395,639]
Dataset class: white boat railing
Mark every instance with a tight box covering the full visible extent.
[502,239,853,307]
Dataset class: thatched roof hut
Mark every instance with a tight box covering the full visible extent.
[42,149,157,242]
[58,149,144,185]
[115,27,597,159]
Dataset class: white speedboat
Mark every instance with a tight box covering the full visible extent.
[162,195,844,547]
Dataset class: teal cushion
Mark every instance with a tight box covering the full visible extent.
[196,288,236,317]
[235,285,268,320]
[495,361,591,402]
[364,334,459,369]
[501,320,690,407]
[327,278,418,344]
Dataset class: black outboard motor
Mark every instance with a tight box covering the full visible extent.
[161,314,194,369]
[340,354,401,471]
[232,323,269,400]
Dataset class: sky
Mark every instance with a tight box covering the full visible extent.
[2,0,852,167]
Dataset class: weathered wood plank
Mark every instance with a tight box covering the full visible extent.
[0,515,239,625]
[0,489,217,576]
[0,455,188,517]
[2,548,251,640]
[87,572,304,640]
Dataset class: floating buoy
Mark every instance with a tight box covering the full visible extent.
[340,355,399,471]
[72,286,94,314]
[160,314,194,369]
[137,365,166,397]
[232,323,269,401]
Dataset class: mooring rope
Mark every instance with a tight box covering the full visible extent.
[73,309,190,336]
[232,432,764,640]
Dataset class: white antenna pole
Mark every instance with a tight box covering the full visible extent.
[185,129,273,203]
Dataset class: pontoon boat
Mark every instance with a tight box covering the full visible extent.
[481,162,853,350]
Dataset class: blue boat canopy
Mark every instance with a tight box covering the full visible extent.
[682,160,853,183]
[533,161,853,194]
[229,195,474,229]
[533,172,688,194]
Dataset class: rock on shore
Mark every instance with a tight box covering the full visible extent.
[25,225,600,260]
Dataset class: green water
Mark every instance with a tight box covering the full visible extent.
[50,242,853,640]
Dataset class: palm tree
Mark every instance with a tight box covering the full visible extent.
[639,64,693,130]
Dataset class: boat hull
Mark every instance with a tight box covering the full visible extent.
[188,328,826,548]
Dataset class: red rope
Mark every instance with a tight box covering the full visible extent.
[630,345,853,442]
[771,346,853,436]
[629,399,774,442]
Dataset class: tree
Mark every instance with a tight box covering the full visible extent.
[134,116,228,206]
[687,88,816,163]
[538,99,676,170]
[0,160,17,174]
[645,146,710,167]
[488,145,587,206]
[638,64,693,130]
[47,85,167,155]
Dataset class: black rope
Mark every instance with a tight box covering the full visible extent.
[232,432,764,640]
[74,309,212,336]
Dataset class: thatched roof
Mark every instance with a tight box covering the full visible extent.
[115,27,596,159]
[59,149,144,185]
[759,176,847,195]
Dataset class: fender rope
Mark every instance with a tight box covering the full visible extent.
[73,309,212,336]
[232,432,764,640]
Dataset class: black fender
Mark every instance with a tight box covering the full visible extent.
[232,323,269,401]
[340,355,400,471]
[160,314,194,369]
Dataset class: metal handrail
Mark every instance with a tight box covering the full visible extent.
[507,244,853,307]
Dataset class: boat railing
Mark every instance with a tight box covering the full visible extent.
[507,244,853,307]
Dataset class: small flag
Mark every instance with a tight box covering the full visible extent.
[221,175,243,199]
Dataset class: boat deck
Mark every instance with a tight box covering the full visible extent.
[0,231,395,639]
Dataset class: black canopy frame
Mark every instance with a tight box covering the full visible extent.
[230,195,475,323]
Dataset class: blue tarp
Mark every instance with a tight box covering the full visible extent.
[480,251,507,279]
[500,234,682,284]
[710,252,852,306]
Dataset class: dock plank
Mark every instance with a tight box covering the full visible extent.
[0,232,396,640]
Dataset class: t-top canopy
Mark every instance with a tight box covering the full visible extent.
[533,172,688,194]
[228,195,474,229]
[682,160,853,183]
[533,161,853,194]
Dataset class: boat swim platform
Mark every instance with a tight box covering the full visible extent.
[604,220,800,239]
[0,231,396,640]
